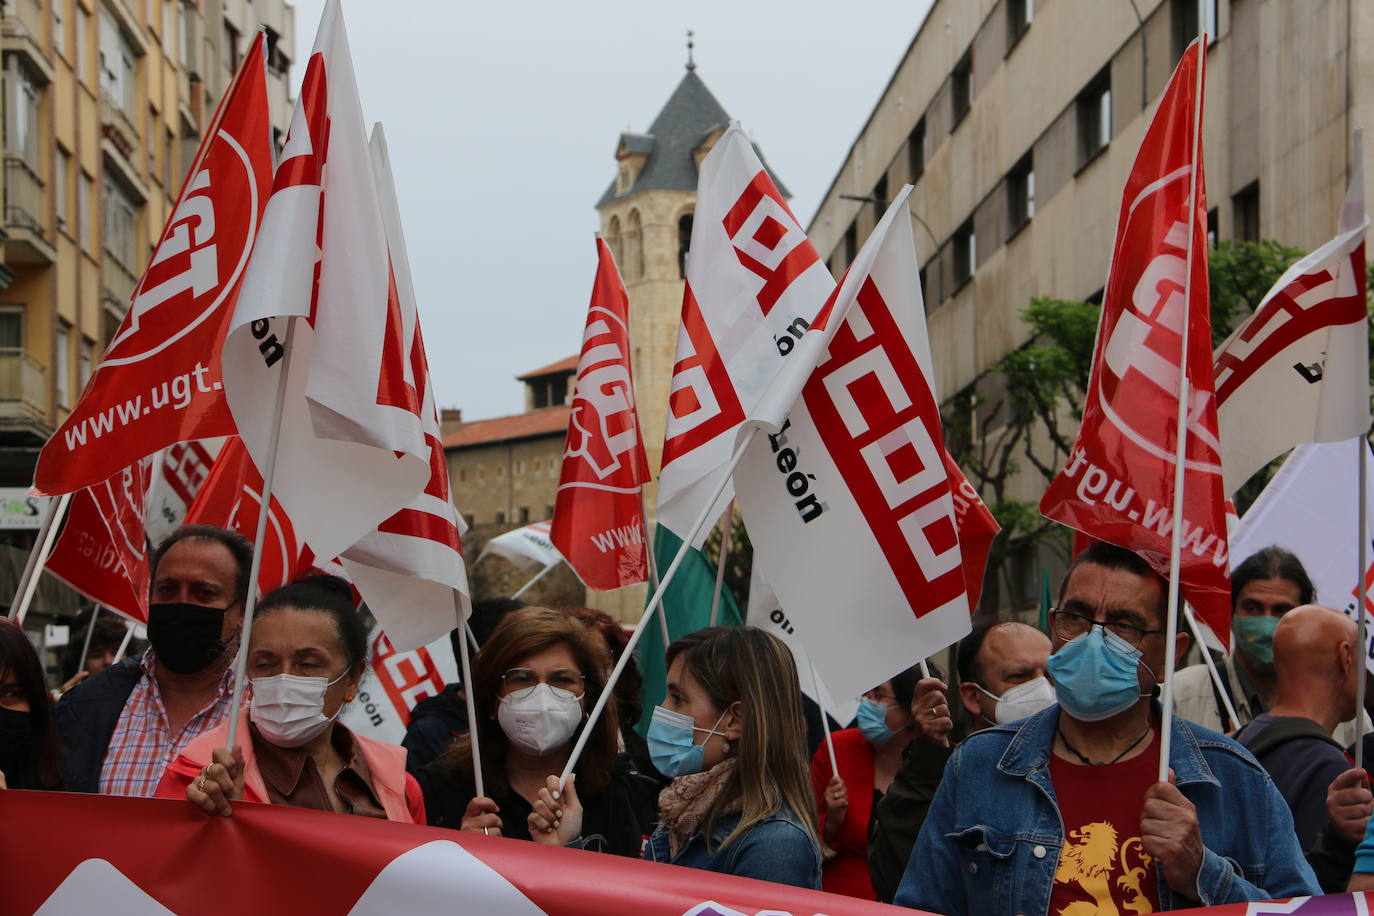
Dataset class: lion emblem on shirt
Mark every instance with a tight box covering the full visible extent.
[1055,822,1154,915]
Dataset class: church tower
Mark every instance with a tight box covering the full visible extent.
[593,52,791,619]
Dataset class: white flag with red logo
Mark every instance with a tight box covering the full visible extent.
[1039,41,1232,644]
[476,521,561,573]
[144,440,221,546]
[339,625,460,745]
[655,122,834,545]
[734,185,973,700]
[46,460,155,623]
[550,239,650,591]
[336,123,471,651]
[1214,132,1369,494]
[221,1,430,564]
[33,35,272,497]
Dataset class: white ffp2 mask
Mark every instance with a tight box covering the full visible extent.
[497,683,583,756]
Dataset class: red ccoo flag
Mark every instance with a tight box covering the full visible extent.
[550,238,651,591]
[33,35,273,497]
[1039,41,1231,644]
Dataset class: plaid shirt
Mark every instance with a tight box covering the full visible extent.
[98,649,241,797]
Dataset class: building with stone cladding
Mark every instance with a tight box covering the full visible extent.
[805,0,1373,611]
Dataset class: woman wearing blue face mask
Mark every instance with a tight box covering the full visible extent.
[156,576,425,823]
[807,665,920,899]
[637,626,821,888]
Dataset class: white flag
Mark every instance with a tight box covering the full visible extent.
[734,186,972,700]
[476,521,562,573]
[222,0,429,562]
[339,625,460,745]
[1214,132,1369,494]
[655,122,833,545]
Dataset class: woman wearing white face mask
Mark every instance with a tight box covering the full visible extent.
[416,607,645,855]
[155,576,425,823]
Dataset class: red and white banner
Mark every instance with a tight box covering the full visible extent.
[47,459,155,624]
[944,451,1000,612]
[337,123,471,651]
[1,790,911,915]
[339,625,460,745]
[222,0,430,564]
[551,238,650,591]
[656,122,833,546]
[734,186,973,701]
[1039,41,1233,644]
[1214,132,1369,494]
[476,521,562,572]
[145,439,223,546]
[33,36,272,497]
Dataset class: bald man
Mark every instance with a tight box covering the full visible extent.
[1234,605,1372,891]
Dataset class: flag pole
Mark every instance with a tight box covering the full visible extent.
[811,661,839,776]
[452,589,485,814]
[464,620,480,654]
[708,500,735,627]
[637,491,669,644]
[559,427,761,786]
[9,491,72,623]
[225,317,297,752]
[1183,604,1240,732]
[112,618,136,662]
[1357,438,1368,769]
[75,604,100,671]
[1158,35,1207,783]
[511,559,560,600]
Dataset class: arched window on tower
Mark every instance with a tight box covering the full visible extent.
[626,209,643,280]
[606,215,622,267]
[678,211,693,278]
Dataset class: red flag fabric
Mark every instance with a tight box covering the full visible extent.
[46,460,155,623]
[32,35,273,497]
[550,238,651,591]
[1,790,911,915]
[943,450,1000,612]
[1039,41,1231,644]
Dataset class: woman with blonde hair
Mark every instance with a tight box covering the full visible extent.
[636,625,821,887]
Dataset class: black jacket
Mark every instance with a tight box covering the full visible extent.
[867,739,954,903]
[401,684,470,774]
[52,658,144,793]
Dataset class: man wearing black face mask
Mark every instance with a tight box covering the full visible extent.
[54,524,252,795]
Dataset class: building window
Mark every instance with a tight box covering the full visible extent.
[545,504,555,519]
[53,0,67,59]
[1233,181,1260,242]
[7,62,42,166]
[74,6,88,85]
[1172,0,1218,58]
[0,309,24,354]
[56,322,71,408]
[1207,207,1218,248]
[1007,154,1035,235]
[54,148,71,234]
[99,10,138,115]
[162,0,175,56]
[843,222,857,265]
[625,209,643,280]
[873,174,889,215]
[518,507,530,524]
[907,118,925,182]
[494,511,506,525]
[78,338,95,388]
[102,172,140,271]
[1077,70,1111,167]
[951,50,973,127]
[1007,0,1033,49]
[223,18,241,73]
[606,215,622,268]
[678,212,693,278]
[953,220,975,288]
[164,126,175,191]
[78,171,93,254]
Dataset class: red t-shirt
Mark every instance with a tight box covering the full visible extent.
[1048,731,1162,916]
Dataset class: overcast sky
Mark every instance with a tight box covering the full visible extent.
[290,0,933,421]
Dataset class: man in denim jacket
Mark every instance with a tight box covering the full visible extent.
[895,542,1319,915]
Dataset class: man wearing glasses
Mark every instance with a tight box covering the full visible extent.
[894,540,1319,915]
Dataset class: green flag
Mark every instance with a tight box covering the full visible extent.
[1038,566,1052,634]
[635,524,743,735]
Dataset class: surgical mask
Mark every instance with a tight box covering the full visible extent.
[646,705,728,778]
[857,698,896,744]
[1233,615,1279,667]
[497,683,583,756]
[975,676,1058,725]
[147,602,230,674]
[250,671,348,748]
[1047,627,1153,722]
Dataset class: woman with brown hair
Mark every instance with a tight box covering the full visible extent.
[416,606,646,856]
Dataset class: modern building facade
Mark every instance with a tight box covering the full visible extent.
[807,0,1372,608]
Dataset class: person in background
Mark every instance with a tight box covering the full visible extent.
[868,622,1054,902]
[640,626,821,888]
[402,596,526,773]
[0,618,62,790]
[54,525,251,795]
[157,576,424,823]
[1234,605,1371,891]
[58,611,129,694]
[418,607,645,856]
[809,663,920,899]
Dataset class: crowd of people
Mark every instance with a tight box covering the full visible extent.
[5,523,1374,914]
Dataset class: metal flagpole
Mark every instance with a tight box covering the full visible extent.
[811,661,840,776]
[1183,604,1240,733]
[75,605,101,672]
[452,589,486,830]
[1357,440,1369,769]
[709,500,735,627]
[112,619,136,662]
[1158,32,1207,783]
[9,492,72,623]
[225,318,296,752]
[511,560,560,600]
[464,621,480,654]
[559,427,761,787]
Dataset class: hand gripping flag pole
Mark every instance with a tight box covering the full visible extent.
[8,491,72,623]
[559,429,759,788]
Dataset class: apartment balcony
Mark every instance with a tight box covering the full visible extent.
[2,156,53,264]
[0,5,55,85]
[0,348,49,433]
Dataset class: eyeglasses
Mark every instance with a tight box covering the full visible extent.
[1049,609,1163,651]
[861,688,898,706]
[500,667,586,700]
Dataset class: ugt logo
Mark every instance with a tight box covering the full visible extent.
[565,307,641,481]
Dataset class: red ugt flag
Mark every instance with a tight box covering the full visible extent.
[944,451,1000,613]
[33,35,273,497]
[550,238,650,591]
[1039,40,1232,643]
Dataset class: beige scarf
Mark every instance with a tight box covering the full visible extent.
[658,758,742,857]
